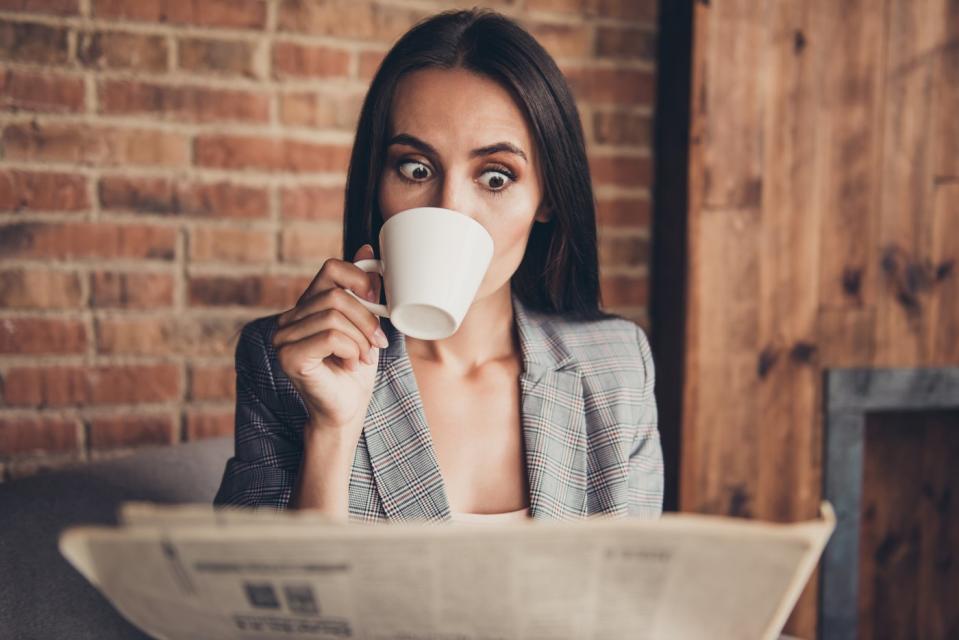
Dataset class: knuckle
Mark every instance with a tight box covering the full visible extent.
[317,258,342,280]
[324,307,346,329]
[316,327,336,346]
[325,286,349,308]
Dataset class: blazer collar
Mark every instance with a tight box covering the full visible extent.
[360,290,588,522]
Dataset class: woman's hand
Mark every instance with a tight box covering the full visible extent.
[272,244,388,436]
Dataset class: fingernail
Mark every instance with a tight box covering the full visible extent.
[373,328,389,348]
[365,290,377,302]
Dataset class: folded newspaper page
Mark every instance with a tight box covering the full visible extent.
[59,502,835,640]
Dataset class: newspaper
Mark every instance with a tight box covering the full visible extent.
[59,502,835,640]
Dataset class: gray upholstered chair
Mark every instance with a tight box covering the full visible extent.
[0,437,232,639]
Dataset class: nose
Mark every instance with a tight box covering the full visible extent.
[434,173,470,214]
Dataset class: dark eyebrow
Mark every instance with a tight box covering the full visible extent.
[386,133,528,163]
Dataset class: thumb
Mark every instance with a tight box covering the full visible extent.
[353,243,374,261]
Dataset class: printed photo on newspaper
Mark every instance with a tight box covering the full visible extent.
[59,501,835,640]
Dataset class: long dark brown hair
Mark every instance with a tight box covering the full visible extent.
[342,8,612,320]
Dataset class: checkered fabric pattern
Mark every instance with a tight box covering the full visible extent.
[213,291,664,522]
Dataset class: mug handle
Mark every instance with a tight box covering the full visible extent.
[345,258,390,317]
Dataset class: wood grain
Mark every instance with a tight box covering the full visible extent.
[874,0,946,365]
[681,0,959,636]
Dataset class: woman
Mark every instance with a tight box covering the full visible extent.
[213,8,663,523]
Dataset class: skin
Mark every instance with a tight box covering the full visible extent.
[272,67,550,516]
[378,66,551,372]
[376,68,552,512]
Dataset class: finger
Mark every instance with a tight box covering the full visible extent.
[278,329,361,375]
[281,287,388,349]
[353,243,380,303]
[353,243,374,261]
[273,308,376,365]
[279,262,376,328]
[294,255,378,311]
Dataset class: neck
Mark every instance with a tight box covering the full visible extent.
[404,283,518,373]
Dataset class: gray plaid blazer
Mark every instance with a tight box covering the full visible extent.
[214,291,663,522]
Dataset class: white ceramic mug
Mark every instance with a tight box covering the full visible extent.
[344,207,494,340]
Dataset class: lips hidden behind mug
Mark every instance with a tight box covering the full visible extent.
[344,207,494,340]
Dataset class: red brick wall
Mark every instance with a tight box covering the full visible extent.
[0,0,657,480]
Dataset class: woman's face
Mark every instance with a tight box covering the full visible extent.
[377,67,549,301]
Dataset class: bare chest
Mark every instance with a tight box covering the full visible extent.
[410,357,528,514]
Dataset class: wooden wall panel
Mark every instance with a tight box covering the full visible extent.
[815,0,885,313]
[684,207,761,515]
[874,0,949,365]
[926,6,959,364]
[699,0,766,210]
[928,184,959,364]
[682,0,959,636]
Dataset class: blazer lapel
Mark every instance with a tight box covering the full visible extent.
[514,296,588,520]
[362,338,451,522]
[361,291,588,521]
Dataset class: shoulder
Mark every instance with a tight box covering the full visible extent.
[232,312,309,423]
[530,310,653,382]
[236,313,281,353]
[233,313,283,378]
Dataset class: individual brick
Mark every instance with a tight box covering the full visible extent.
[77,31,169,72]
[0,170,89,212]
[0,69,84,113]
[272,42,350,79]
[0,417,80,455]
[0,20,69,65]
[178,37,259,77]
[89,271,175,309]
[0,269,83,309]
[0,317,86,354]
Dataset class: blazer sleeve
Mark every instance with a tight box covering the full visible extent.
[213,317,302,509]
[627,324,665,518]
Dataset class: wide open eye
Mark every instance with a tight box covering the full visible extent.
[478,167,515,194]
[397,160,432,182]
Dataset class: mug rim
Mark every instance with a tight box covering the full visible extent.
[379,206,492,242]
